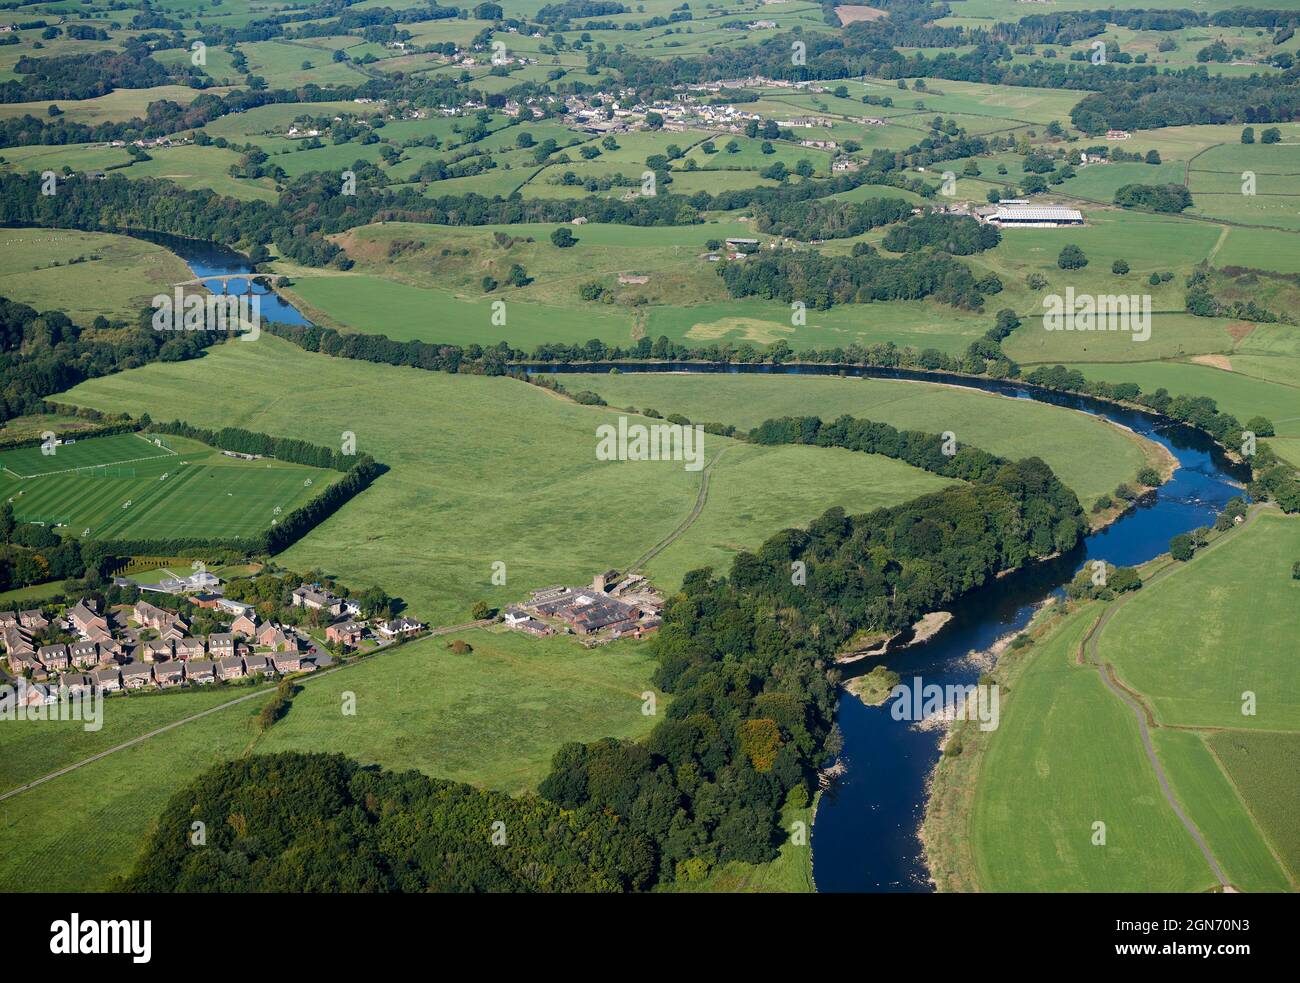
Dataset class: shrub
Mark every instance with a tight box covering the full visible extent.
[1136,467,1161,486]
[449,639,472,655]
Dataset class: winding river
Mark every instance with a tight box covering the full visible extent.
[157,234,1248,893]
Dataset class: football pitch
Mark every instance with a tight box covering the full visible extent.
[0,432,337,541]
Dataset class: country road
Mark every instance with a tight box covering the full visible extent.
[0,619,491,804]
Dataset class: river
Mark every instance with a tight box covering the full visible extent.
[160,236,1248,893]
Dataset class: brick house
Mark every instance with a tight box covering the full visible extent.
[121,663,154,689]
[216,655,245,681]
[325,621,365,647]
[174,638,205,662]
[92,667,122,692]
[244,654,276,678]
[37,644,70,671]
[155,663,185,688]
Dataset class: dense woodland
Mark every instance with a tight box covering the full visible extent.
[119,753,652,892]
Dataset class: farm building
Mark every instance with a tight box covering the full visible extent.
[985,204,1084,228]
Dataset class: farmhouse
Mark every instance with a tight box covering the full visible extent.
[985,204,1084,228]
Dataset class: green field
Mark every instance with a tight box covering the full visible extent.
[1100,512,1300,731]
[0,432,336,541]
[1207,731,1300,885]
[0,625,663,892]
[971,609,1219,892]
[61,336,951,623]
[1067,358,1300,438]
[968,514,1300,892]
[0,228,192,322]
[561,372,1158,507]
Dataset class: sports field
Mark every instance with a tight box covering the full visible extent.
[0,432,336,541]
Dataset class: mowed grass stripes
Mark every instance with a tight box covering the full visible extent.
[0,433,337,541]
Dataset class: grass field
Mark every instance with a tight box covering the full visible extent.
[1099,512,1300,731]
[0,228,192,322]
[1067,359,1300,438]
[0,625,663,891]
[970,609,1219,892]
[1207,730,1300,885]
[254,627,663,793]
[561,372,1158,507]
[967,514,1300,892]
[61,336,951,623]
[0,432,337,541]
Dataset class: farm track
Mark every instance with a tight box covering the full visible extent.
[0,619,491,805]
[627,445,727,575]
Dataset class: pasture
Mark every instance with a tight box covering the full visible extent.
[1099,512,1300,731]
[969,609,1219,892]
[1208,730,1300,885]
[0,625,664,892]
[60,336,953,623]
[0,432,337,541]
[563,372,1159,507]
[0,228,191,322]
